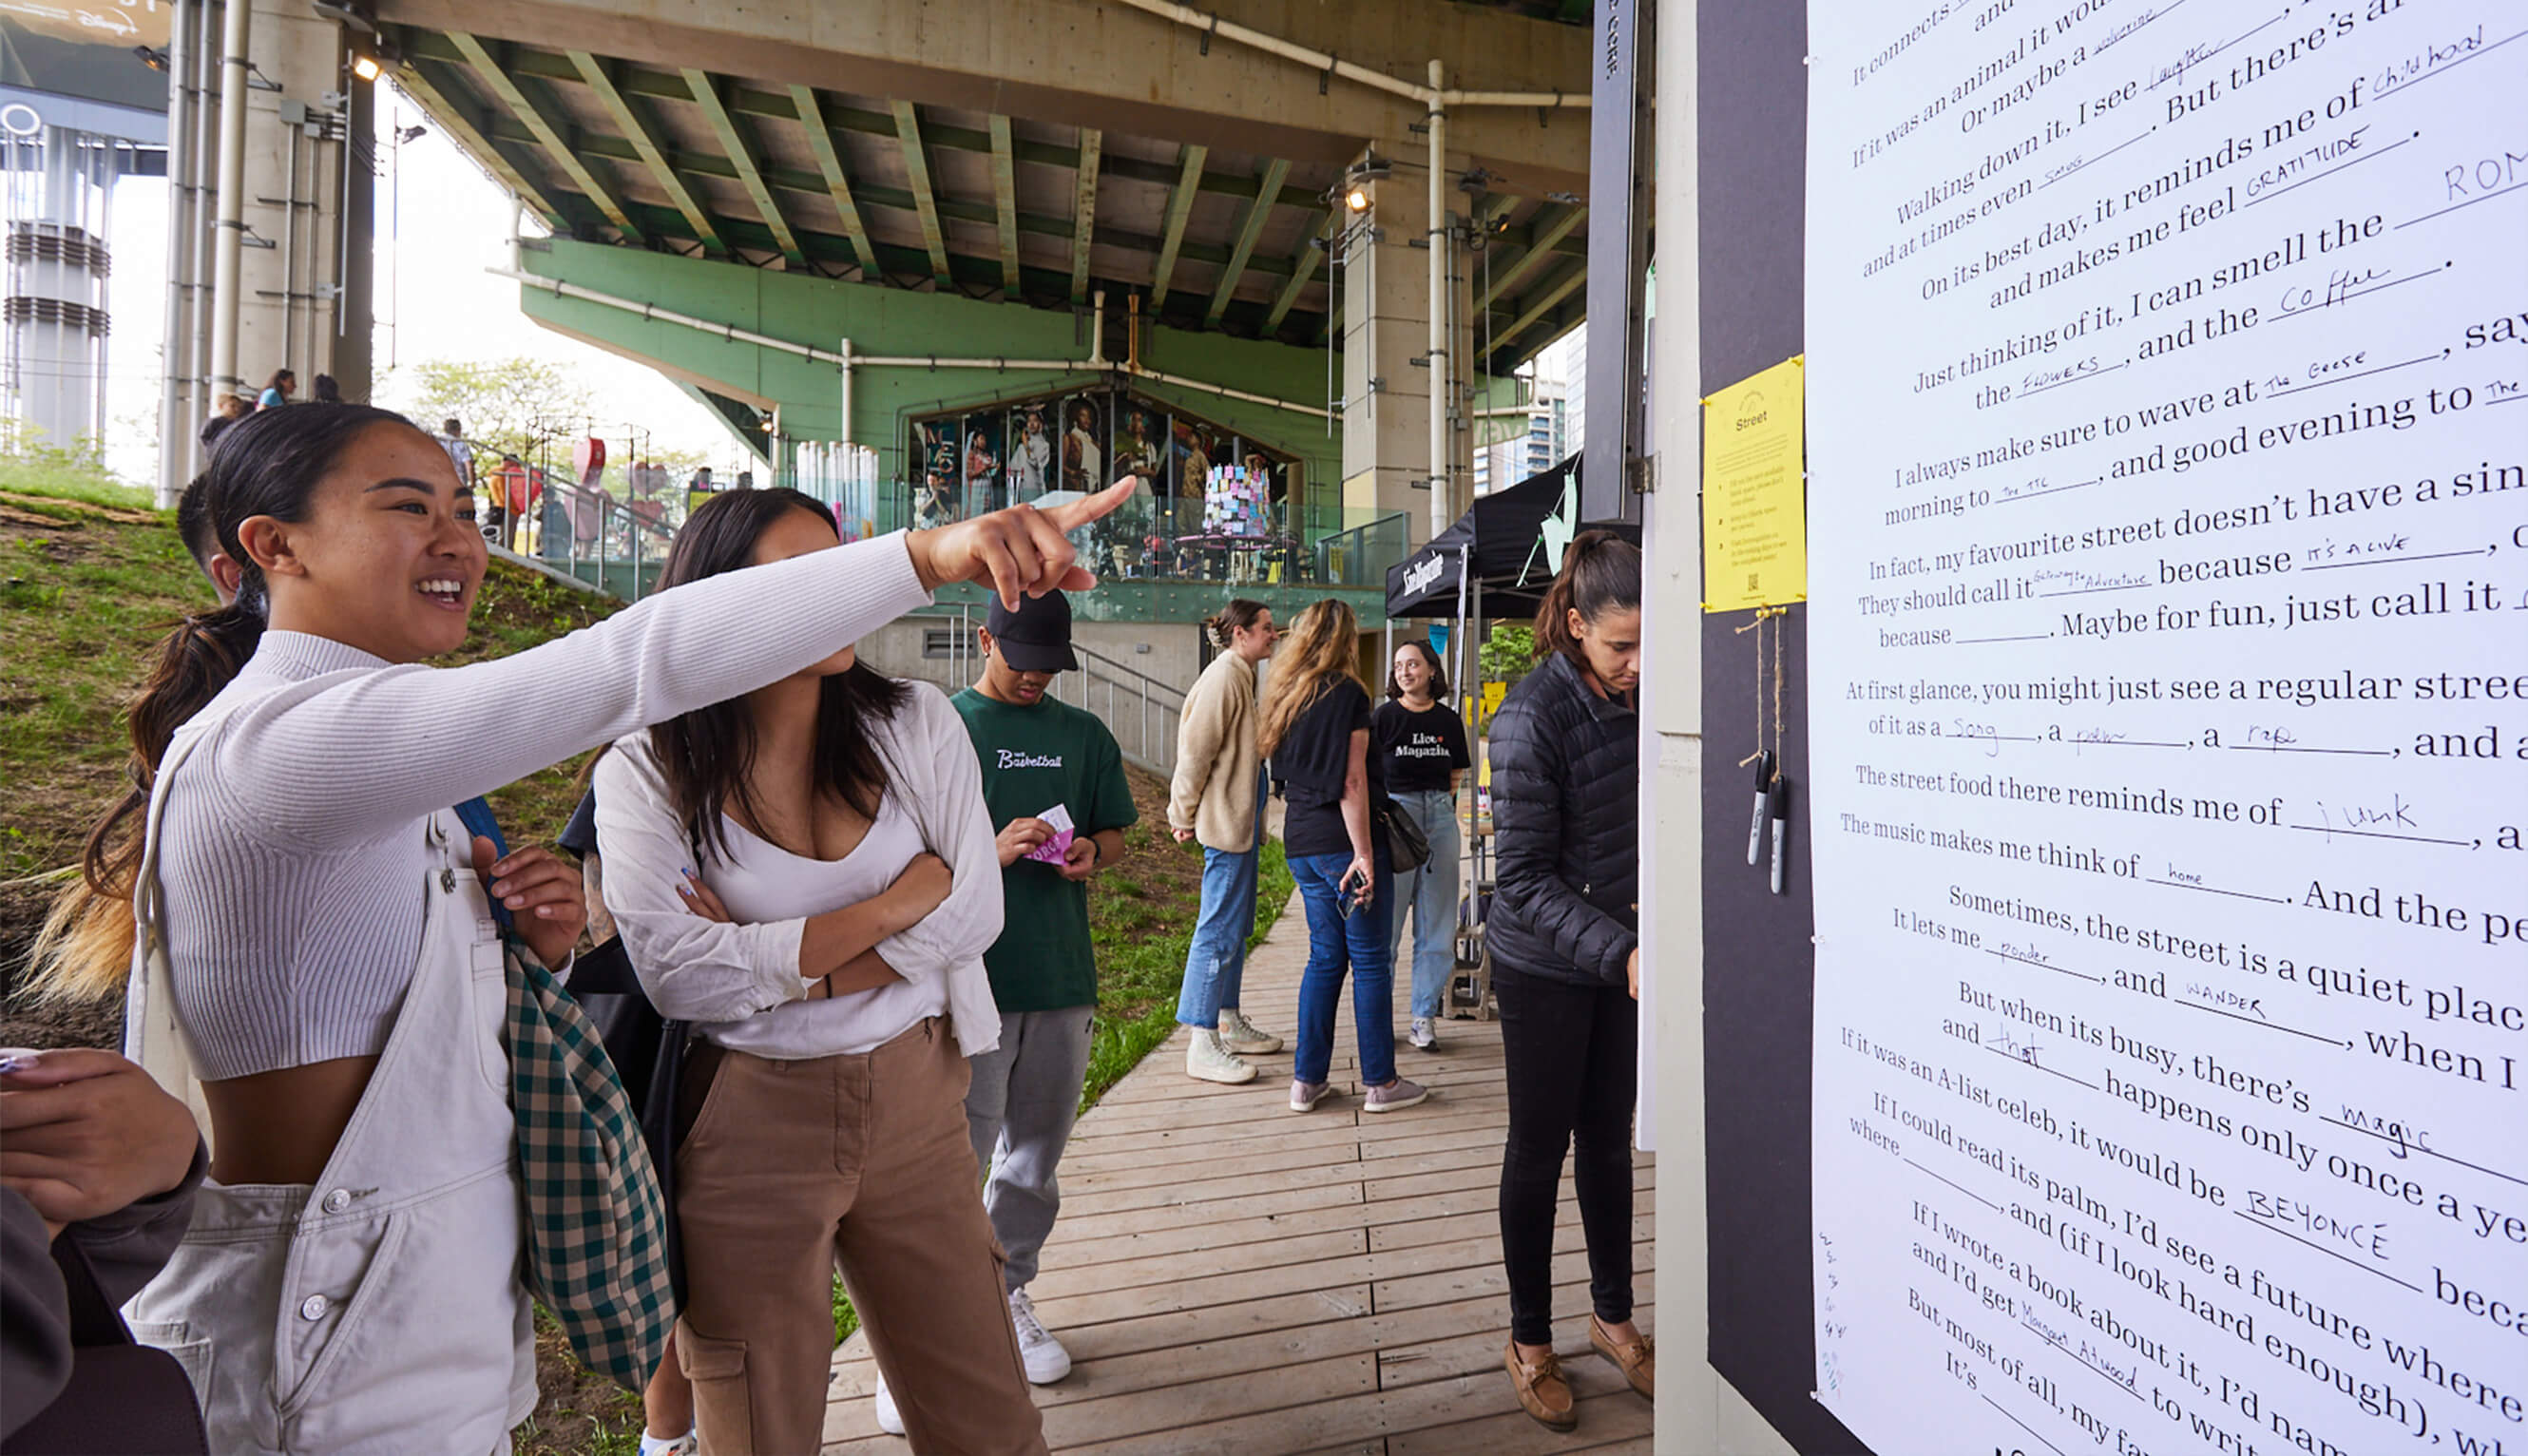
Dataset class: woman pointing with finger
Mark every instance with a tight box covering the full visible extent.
[28,402,1135,1454]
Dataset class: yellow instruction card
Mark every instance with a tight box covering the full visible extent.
[1701,356,1807,612]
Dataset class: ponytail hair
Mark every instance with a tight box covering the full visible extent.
[1533,530,1642,663]
[26,403,418,1001]
[1203,598,1269,651]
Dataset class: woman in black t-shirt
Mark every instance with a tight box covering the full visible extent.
[1372,642,1471,1052]
[1257,602,1429,1116]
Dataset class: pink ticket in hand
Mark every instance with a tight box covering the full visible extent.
[1025,805,1077,864]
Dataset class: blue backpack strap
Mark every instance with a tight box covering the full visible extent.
[451,796,514,930]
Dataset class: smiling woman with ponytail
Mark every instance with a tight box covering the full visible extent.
[23,402,1137,1453]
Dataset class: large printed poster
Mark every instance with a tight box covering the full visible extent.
[1804,5,2523,1455]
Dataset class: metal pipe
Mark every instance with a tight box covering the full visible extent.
[488,266,1337,420]
[154,0,196,506]
[207,0,253,398]
[182,0,215,443]
[1427,59,1448,545]
[278,123,297,376]
[837,335,853,447]
[1105,0,1587,109]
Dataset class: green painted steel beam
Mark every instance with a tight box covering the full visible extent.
[572,51,723,256]
[1146,144,1206,309]
[1263,209,1328,335]
[1476,203,1586,312]
[1493,261,1586,347]
[475,115,1311,284]
[891,102,953,288]
[1069,129,1101,305]
[394,55,569,226]
[988,115,1021,297]
[399,33,1329,212]
[449,33,643,244]
[790,86,876,273]
[684,69,803,266]
[1206,158,1288,327]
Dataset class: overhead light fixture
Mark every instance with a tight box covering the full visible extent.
[396,124,428,143]
[133,45,168,72]
[1344,185,1370,213]
[352,53,381,81]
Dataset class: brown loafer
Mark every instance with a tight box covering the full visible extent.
[1592,1316,1655,1399]
[1504,1338,1579,1431]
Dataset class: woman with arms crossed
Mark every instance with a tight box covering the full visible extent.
[593,489,1041,1455]
[29,404,1129,1453]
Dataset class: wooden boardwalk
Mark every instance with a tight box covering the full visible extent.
[822,892,1657,1454]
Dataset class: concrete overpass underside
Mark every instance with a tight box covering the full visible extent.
[365,0,1596,618]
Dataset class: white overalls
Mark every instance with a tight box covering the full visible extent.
[124,726,536,1454]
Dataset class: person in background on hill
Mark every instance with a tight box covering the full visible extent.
[867,589,1138,1435]
[592,488,1046,1456]
[1489,531,1649,1432]
[1166,600,1284,1083]
[1260,600,1427,1117]
[254,368,293,410]
[1374,641,1470,1053]
[26,402,1134,1453]
[199,394,250,453]
[310,374,343,405]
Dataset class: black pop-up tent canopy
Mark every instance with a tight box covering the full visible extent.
[1384,454,1639,619]
[1385,456,1581,620]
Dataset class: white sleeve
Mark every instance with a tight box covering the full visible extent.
[872,688,1005,982]
[589,741,812,1025]
[205,533,929,848]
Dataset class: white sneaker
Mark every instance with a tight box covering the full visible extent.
[1186,1028,1257,1084]
[1408,1017,1439,1051]
[1008,1287,1073,1384]
[1217,1007,1284,1054]
[872,1370,905,1436]
[638,1430,698,1456]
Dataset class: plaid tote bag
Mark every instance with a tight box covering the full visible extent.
[504,941,678,1390]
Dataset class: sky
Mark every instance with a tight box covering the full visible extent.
[91,78,738,487]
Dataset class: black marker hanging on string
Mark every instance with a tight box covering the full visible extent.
[1747,749,1775,867]
[1769,776,1791,896]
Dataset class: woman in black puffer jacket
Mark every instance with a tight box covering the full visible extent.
[1487,531,1650,1433]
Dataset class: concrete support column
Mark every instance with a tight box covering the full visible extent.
[198,0,373,415]
[1337,147,1431,540]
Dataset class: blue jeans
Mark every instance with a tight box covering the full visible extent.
[1388,790,1462,1021]
[1175,844,1261,1027]
[1290,851,1397,1088]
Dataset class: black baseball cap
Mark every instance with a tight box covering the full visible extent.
[987,590,1078,673]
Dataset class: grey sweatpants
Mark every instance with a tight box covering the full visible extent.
[964,1005,1096,1292]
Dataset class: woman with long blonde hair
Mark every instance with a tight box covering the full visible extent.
[1258,601,1427,1116]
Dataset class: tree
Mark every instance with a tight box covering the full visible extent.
[382,356,593,469]
[1480,623,1535,686]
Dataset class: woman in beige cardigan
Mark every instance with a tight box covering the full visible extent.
[1166,601,1284,1082]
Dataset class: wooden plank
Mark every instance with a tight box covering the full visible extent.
[1383,1388,1654,1455]
[1026,1228,1369,1301]
[449,33,642,243]
[1371,1238,1656,1315]
[1059,1360,1636,1455]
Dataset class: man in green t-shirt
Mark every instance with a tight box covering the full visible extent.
[949,589,1135,1387]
